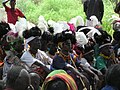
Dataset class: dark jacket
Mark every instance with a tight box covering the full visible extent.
[83,0,104,22]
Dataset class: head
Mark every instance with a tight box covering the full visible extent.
[28,36,41,55]
[99,43,114,59]
[6,66,32,90]
[0,22,10,39]
[61,39,72,53]
[42,70,78,90]
[11,38,24,52]
[47,42,57,56]
[5,50,16,64]
[44,78,67,90]
[23,26,42,53]
[30,73,40,90]
[105,64,120,90]
[53,30,76,53]
[10,0,16,10]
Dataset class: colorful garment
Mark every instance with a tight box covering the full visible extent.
[5,6,25,25]
[51,54,67,70]
[94,55,107,71]
[42,70,78,90]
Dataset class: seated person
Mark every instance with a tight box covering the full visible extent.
[102,64,120,90]
[4,65,33,90]
[41,70,78,90]
[51,30,90,90]
[30,72,41,90]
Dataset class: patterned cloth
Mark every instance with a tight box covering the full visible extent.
[42,70,78,90]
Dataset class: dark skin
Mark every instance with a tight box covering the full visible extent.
[3,0,16,10]
[28,37,41,56]
[59,39,90,90]
[2,0,26,18]
[28,37,50,74]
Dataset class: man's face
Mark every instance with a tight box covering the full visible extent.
[62,39,72,52]
[10,0,16,9]
[29,37,41,54]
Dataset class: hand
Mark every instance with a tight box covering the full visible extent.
[97,70,103,76]
[94,75,99,82]
[2,0,10,4]
[80,75,90,90]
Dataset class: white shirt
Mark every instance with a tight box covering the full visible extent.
[20,51,43,67]
[35,49,53,65]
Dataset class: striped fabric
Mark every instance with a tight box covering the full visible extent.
[42,70,78,90]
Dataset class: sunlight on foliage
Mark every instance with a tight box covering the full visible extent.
[0,0,119,35]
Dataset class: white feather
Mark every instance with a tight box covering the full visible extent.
[76,32,88,46]
[0,8,7,22]
[57,21,70,30]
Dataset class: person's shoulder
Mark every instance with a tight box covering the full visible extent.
[4,6,10,11]
[53,54,61,59]
[15,8,22,12]
[96,55,104,60]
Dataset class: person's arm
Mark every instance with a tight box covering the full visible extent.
[2,0,10,7]
[65,64,90,90]
[17,9,26,19]
[34,61,51,74]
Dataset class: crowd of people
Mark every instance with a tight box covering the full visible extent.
[0,0,120,90]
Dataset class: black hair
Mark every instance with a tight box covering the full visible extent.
[45,78,67,90]
[23,26,41,39]
[113,30,120,41]
[10,0,16,2]
[99,44,113,57]
[105,64,120,89]
[94,30,112,45]
[48,27,54,34]
[53,30,76,45]
[47,42,57,55]
[76,26,90,34]
[0,22,10,39]
[41,31,53,42]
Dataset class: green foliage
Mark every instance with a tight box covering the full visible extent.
[17,0,84,24]
[0,0,119,35]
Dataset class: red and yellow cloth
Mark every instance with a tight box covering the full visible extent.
[42,70,78,90]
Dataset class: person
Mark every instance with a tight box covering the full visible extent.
[4,65,33,90]
[114,2,120,17]
[83,0,104,24]
[74,44,104,85]
[51,30,90,90]
[42,70,78,90]
[95,43,114,75]
[2,0,26,25]
[21,26,51,85]
[102,64,120,90]
[30,73,41,90]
